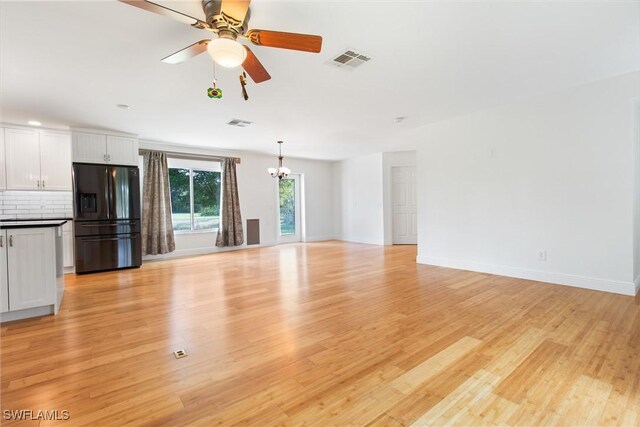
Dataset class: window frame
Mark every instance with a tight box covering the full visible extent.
[168,162,221,234]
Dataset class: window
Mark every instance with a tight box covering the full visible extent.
[279,178,296,235]
[167,158,221,232]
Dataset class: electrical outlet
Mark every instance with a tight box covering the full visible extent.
[537,250,547,261]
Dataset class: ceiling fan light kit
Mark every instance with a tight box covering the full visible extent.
[120,0,322,85]
[207,37,247,68]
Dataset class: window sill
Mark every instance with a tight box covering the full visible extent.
[174,229,218,235]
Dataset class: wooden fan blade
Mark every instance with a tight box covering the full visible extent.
[242,46,271,83]
[245,29,322,53]
[119,0,210,30]
[221,0,251,24]
[161,40,210,64]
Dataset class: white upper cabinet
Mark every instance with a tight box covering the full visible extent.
[3,126,72,191]
[0,129,5,190]
[72,130,138,166]
[106,135,139,165]
[5,127,41,190]
[72,132,107,164]
[40,131,72,190]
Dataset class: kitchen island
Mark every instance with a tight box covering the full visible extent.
[0,220,67,322]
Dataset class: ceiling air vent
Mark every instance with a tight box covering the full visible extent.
[227,119,252,127]
[328,48,371,70]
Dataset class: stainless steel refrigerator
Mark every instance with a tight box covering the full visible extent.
[72,163,142,274]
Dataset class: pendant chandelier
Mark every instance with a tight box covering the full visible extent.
[267,140,291,180]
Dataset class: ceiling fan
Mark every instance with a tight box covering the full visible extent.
[119,0,323,83]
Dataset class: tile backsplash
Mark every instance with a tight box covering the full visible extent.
[0,191,73,220]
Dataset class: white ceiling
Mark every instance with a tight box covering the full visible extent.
[1,0,638,160]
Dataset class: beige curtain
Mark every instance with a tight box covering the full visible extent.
[142,150,176,255]
[216,158,244,247]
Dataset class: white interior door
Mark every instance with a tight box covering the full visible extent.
[392,166,417,244]
[278,174,301,243]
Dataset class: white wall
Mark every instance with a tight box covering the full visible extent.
[415,72,640,296]
[336,153,385,245]
[383,151,417,245]
[634,98,640,292]
[140,141,337,260]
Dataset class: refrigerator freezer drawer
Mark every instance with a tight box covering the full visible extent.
[74,220,141,237]
[75,234,142,274]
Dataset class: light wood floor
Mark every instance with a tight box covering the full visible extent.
[1,242,639,426]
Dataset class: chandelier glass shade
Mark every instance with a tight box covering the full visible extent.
[268,141,290,179]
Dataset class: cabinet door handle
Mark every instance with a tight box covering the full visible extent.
[37,180,40,189]
[103,154,106,162]
[108,154,111,162]
[42,180,45,189]
[9,236,13,247]
[0,236,3,247]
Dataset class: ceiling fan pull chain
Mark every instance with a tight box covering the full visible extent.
[207,61,223,99]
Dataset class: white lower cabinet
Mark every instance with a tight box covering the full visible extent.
[0,227,63,322]
[0,233,8,313]
[7,228,55,311]
[62,221,74,269]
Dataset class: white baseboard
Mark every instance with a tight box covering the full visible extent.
[338,235,385,245]
[142,238,344,262]
[417,255,637,296]
[1,305,54,323]
[305,235,341,242]
[142,240,278,262]
[635,274,640,295]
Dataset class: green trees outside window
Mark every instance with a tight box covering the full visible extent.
[279,178,295,235]
[169,168,221,231]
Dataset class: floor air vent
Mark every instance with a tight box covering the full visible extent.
[328,49,371,70]
[247,219,260,245]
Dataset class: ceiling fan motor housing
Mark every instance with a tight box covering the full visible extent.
[202,0,250,34]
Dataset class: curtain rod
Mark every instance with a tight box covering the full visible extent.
[139,149,240,164]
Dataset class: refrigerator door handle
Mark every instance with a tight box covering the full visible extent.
[106,166,111,220]
[81,237,134,242]
[79,222,137,227]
